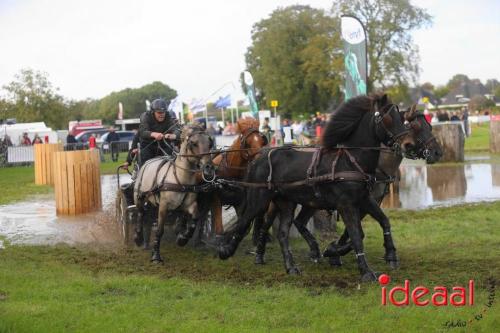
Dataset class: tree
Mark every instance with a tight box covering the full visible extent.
[433,85,450,100]
[2,69,68,129]
[385,83,412,106]
[469,95,495,111]
[245,5,343,118]
[446,74,470,91]
[97,81,177,123]
[331,0,432,90]
[485,79,500,94]
[420,82,434,92]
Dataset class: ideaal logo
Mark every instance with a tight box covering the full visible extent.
[378,274,496,329]
[378,274,474,306]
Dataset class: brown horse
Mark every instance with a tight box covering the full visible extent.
[196,118,268,238]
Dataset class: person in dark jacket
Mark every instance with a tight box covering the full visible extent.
[138,98,180,165]
[106,127,121,162]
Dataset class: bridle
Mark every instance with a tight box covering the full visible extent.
[403,112,438,160]
[374,103,409,152]
[239,128,268,160]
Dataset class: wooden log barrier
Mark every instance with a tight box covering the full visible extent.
[34,143,63,185]
[489,116,500,153]
[53,150,101,215]
[432,122,465,162]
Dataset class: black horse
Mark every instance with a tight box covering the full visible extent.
[253,105,443,269]
[218,94,414,282]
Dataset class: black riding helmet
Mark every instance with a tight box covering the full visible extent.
[150,98,168,113]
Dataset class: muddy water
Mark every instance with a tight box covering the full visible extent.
[0,175,123,247]
[2,160,500,247]
[382,162,500,209]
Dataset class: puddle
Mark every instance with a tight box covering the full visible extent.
[382,163,500,209]
[0,175,124,246]
[2,159,500,246]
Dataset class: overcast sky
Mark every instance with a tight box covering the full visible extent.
[0,0,499,102]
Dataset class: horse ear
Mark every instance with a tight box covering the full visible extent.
[380,94,388,107]
[410,103,417,114]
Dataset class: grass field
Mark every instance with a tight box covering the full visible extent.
[0,160,122,205]
[0,202,499,332]
[465,123,490,152]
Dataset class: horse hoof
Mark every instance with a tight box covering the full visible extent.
[387,260,400,270]
[133,232,143,247]
[287,267,301,275]
[360,271,379,283]
[218,246,233,260]
[329,256,342,267]
[176,235,189,247]
[254,255,265,265]
[151,254,163,263]
[323,244,339,258]
[309,252,321,263]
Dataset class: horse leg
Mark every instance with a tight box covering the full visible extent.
[134,204,145,247]
[337,204,377,282]
[274,199,300,275]
[362,197,399,269]
[293,206,321,262]
[255,202,279,265]
[151,203,167,263]
[176,199,198,247]
[218,188,272,260]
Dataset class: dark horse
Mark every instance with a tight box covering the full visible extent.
[218,94,414,281]
[253,105,443,269]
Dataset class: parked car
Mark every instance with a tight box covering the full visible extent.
[75,129,108,143]
[99,131,136,152]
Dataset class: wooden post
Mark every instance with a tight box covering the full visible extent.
[34,143,62,185]
[489,117,500,153]
[432,123,465,162]
[53,150,101,215]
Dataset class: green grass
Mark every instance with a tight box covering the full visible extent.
[0,202,499,332]
[465,123,490,152]
[0,160,122,205]
[0,167,52,205]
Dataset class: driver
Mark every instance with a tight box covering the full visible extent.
[138,98,181,165]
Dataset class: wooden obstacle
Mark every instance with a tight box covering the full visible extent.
[489,116,500,153]
[34,143,63,185]
[53,150,101,215]
[432,123,465,162]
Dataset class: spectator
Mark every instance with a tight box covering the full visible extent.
[88,133,97,150]
[206,124,217,137]
[462,107,469,137]
[223,122,236,135]
[450,112,460,121]
[423,109,432,123]
[32,134,43,144]
[106,127,120,162]
[217,124,224,135]
[21,132,32,145]
[3,135,13,146]
[44,135,49,143]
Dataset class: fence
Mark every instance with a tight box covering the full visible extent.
[53,150,101,215]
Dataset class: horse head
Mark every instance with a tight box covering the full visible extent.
[402,104,443,164]
[372,93,415,154]
[180,125,215,181]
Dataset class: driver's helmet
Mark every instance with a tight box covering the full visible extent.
[150,99,168,113]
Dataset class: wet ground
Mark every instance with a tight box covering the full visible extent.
[2,155,500,247]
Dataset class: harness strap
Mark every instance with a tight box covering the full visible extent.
[267,149,275,190]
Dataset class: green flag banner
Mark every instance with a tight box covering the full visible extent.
[341,15,367,100]
[243,71,259,117]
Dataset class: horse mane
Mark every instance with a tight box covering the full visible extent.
[236,118,260,134]
[322,94,382,148]
[180,124,205,141]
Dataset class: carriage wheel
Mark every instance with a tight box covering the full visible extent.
[116,190,135,245]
